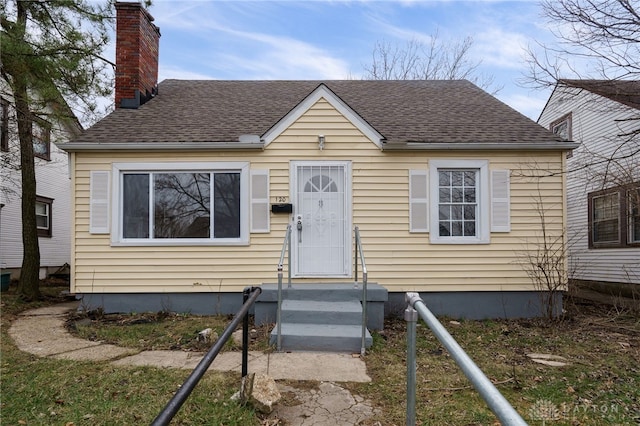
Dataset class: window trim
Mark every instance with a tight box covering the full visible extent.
[550,113,573,158]
[628,186,640,244]
[36,195,53,238]
[550,112,572,141]
[588,182,640,249]
[429,159,490,244]
[111,162,250,246]
[1,97,8,152]
[32,117,51,161]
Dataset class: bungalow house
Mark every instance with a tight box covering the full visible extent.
[538,80,640,298]
[0,74,81,282]
[60,3,577,333]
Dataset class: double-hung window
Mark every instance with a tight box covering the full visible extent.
[588,183,640,248]
[429,160,491,244]
[410,160,508,244]
[437,169,479,238]
[112,162,249,245]
[36,196,53,237]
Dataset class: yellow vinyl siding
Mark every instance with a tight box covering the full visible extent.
[71,98,566,294]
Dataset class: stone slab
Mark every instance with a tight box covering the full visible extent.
[53,344,139,361]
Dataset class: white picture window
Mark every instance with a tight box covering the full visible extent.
[429,160,490,244]
[111,162,249,245]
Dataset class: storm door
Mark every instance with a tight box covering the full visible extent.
[292,162,350,277]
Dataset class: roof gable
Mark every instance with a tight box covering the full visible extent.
[262,83,384,148]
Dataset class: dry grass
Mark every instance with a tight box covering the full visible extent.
[350,296,640,425]
[2,282,639,425]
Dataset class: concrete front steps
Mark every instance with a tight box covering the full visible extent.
[272,299,372,352]
[255,283,388,353]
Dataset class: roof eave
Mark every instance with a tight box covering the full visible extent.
[56,141,266,152]
[381,141,580,151]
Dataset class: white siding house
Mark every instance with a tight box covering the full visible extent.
[538,80,640,293]
[56,3,579,323]
[0,82,81,280]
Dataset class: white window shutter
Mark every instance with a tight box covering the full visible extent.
[409,170,429,232]
[491,169,510,232]
[89,171,110,234]
[250,170,270,233]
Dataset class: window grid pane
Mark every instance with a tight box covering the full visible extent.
[438,169,478,237]
[593,193,619,243]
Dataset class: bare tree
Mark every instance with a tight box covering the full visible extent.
[525,1,640,193]
[526,1,640,304]
[363,31,499,93]
[523,0,640,88]
[1,0,113,300]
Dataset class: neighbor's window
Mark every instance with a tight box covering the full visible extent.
[550,113,573,159]
[32,118,51,160]
[114,162,249,245]
[589,183,640,248]
[429,160,489,244]
[36,196,53,237]
[550,113,572,141]
[1,98,8,152]
[629,187,640,244]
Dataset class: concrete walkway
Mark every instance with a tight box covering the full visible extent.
[8,302,379,425]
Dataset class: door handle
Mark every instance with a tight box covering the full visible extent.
[296,216,302,243]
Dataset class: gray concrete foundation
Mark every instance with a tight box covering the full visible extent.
[76,292,249,315]
[386,291,563,319]
[76,288,561,321]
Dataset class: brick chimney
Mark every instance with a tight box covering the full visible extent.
[115,2,161,109]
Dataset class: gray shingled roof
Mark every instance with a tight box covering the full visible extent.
[70,79,564,147]
[560,79,640,111]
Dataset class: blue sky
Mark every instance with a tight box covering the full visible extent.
[127,1,559,120]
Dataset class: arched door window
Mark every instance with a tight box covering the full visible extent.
[304,174,338,193]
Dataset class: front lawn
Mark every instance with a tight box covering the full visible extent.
[2,283,638,425]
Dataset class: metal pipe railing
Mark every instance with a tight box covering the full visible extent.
[354,226,368,357]
[404,292,528,425]
[276,224,292,351]
[405,305,418,426]
[151,286,262,426]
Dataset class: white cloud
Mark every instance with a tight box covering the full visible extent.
[473,28,529,69]
[149,3,352,79]
[159,66,214,81]
[216,31,351,79]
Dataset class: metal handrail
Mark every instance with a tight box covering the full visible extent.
[354,226,368,357]
[404,292,528,426]
[276,224,292,351]
[151,287,262,426]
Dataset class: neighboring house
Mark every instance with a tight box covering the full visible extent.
[538,80,640,296]
[60,3,576,319]
[0,79,81,280]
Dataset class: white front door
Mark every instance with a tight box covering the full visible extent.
[292,162,351,277]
